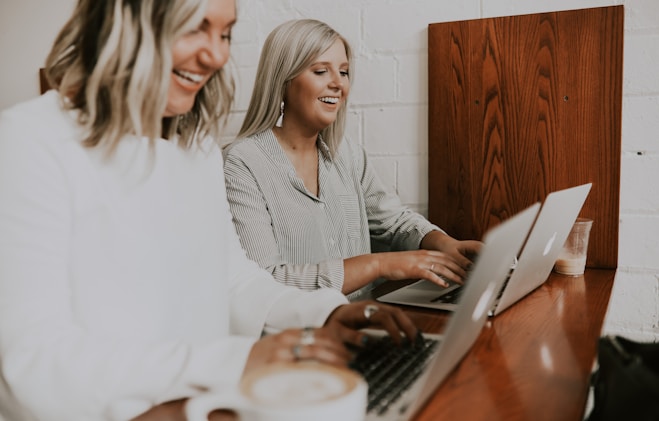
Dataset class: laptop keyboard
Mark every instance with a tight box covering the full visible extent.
[430,284,464,303]
[349,333,439,415]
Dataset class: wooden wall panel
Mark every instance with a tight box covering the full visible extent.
[428,6,623,269]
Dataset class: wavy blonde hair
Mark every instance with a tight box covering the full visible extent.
[237,19,353,157]
[44,0,235,154]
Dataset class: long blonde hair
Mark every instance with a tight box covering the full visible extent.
[45,0,235,154]
[237,19,353,157]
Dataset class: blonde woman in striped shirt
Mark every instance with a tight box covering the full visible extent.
[224,19,482,299]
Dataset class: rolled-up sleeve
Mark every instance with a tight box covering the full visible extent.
[350,141,443,250]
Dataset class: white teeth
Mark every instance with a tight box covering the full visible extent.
[319,97,339,104]
[174,69,204,83]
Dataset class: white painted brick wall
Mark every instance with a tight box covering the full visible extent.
[1,0,657,341]
[615,0,659,342]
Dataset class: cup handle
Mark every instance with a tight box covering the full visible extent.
[184,391,245,421]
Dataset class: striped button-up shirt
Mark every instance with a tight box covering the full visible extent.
[223,129,442,298]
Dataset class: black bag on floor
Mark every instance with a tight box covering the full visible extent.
[586,335,659,421]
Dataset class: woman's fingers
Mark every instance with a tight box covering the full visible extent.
[381,250,472,285]
[325,302,419,347]
[363,304,418,345]
[286,327,351,365]
[447,239,483,269]
[289,342,350,366]
[424,254,466,284]
[246,327,353,376]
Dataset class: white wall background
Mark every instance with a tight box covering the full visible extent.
[1,0,657,342]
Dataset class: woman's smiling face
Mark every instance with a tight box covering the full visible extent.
[283,38,351,133]
[165,0,236,117]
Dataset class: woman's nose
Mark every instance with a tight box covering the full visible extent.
[329,72,343,89]
[200,37,229,70]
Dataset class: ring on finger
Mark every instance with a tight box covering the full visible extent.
[292,345,302,361]
[430,263,435,272]
[300,326,315,346]
[364,304,379,321]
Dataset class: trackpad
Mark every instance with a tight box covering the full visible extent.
[408,279,457,293]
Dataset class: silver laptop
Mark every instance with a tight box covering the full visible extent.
[489,182,592,315]
[359,203,540,420]
[377,183,592,316]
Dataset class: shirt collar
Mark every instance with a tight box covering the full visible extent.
[257,129,333,165]
[316,134,333,163]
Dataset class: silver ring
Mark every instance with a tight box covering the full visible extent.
[292,345,302,361]
[300,327,315,346]
[430,263,435,272]
[364,304,379,321]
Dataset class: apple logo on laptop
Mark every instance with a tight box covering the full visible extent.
[543,232,557,256]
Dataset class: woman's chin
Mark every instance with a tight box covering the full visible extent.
[163,101,195,117]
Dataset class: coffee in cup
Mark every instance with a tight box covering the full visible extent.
[554,218,593,276]
[185,361,367,421]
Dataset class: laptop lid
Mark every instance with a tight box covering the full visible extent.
[369,203,540,420]
[489,182,592,316]
[376,203,540,312]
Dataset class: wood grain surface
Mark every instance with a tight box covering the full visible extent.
[428,6,623,269]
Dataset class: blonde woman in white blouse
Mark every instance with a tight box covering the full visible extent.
[224,19,482,299]
[0,2,418,420]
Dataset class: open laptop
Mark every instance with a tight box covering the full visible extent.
[355,203,540,421]
[376,183,592,316]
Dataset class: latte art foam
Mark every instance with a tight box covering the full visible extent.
[186,361,367,421]
[241,362,359,406]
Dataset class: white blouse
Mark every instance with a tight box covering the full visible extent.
[0,92,347,421]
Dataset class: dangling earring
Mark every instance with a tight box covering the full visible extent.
[275,101,284,127]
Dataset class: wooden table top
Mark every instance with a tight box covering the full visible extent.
[132,268,615,421]
[370,269,616,421]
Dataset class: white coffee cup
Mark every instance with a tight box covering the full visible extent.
[185,361,367,421]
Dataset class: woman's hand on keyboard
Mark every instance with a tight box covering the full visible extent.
[243,326,353,375]
[420,231,483,282]
[324,301,420,347]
